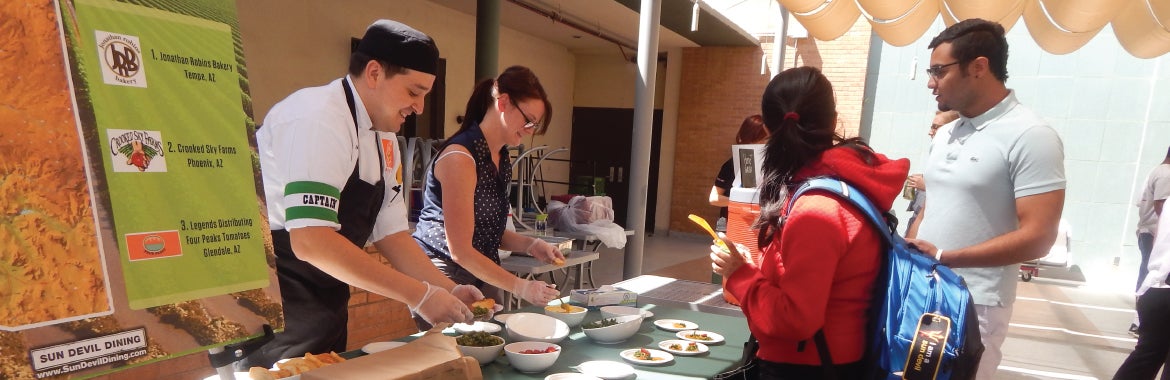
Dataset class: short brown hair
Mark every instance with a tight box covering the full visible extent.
[735,115,767,144]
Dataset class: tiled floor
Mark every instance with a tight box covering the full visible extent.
[589,231,714,287]
[592,232,1141,379]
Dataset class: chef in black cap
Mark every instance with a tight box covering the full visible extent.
[242,19,485,368]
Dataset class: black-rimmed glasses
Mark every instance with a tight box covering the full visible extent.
[925,61,961,80]
[509,98,541,131]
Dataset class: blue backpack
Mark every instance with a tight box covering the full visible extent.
[787,178,983,380]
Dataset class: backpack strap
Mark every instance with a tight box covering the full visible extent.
[785,177,894,243]
[813,329,838,380]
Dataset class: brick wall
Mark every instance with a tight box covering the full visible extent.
[87,247,417,380]
[669,18,874,235]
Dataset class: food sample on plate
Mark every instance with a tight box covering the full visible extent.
[553,258,565,266]
[249,351,345,379]
[581,318,620,329]
[471,298,496,318]
[631,348,665,361]
[667,341,700,352]
[544,303,585,314]
[456,331,503,347]
[681,331,713,341]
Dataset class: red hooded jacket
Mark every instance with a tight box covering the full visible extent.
[724,145,909,366]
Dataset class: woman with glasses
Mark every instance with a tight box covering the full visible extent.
[412,66,563,322]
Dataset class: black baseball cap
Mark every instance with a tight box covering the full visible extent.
[356,19,439,75]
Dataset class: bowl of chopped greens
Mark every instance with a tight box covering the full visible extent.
[581,314,642,344]
[456,331,505,365]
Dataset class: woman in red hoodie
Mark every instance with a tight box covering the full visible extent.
[712,66,909,379]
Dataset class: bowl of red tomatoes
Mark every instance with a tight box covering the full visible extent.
[503,341,561,373]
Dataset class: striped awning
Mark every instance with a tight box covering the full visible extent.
[778,0,1170,58]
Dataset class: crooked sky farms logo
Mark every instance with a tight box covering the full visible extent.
[108,129,167,172]
[95,30,147,88]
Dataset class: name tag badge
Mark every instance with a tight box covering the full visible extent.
[903,313,951,380]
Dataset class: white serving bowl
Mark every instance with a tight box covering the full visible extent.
[582,314,643,344]
[503,341,562,373]
[453,321,502,335]
[505,312,570,343]
[543,303,588,327]
[456,334,505,366]
[599,305,653,320]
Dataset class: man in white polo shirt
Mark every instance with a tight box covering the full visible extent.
[906,19,1066,380]
[240,20,479,368]
[1130,147,1170,335]
[1115,194,1170,378]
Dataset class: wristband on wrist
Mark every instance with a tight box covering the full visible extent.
[935,249,944,261]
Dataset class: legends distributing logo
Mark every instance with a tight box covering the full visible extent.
[124,231,182,261]
[108,129,167,172]
[95,30,147,88]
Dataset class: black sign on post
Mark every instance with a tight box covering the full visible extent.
[737,147,757,188]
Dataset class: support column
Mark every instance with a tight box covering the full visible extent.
[475,0,500,81]
[624,0,661,280]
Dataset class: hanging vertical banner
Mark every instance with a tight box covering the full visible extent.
[1,0,282,378]
[76,0,269,309]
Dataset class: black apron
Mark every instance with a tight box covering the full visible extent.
[239,78,385,368]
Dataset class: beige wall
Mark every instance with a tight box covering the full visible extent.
[573,52,668,109]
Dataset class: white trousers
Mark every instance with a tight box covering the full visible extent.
[973,303,1014,380]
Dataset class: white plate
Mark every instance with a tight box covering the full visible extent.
[361,341,407,354]
[658,339,709,356]
[575,360,635,380]
[653,319,698,332]
[453,321,502,334]
[545,373,603,380]
[619,348,674,365]
[676,330,724,344]
[494,313,512,324]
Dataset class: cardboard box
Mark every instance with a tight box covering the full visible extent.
[570,288,637,307]
[301,331,481,380]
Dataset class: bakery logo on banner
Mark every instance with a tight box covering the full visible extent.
[108,129,167,172]
[124,231,182,261]
[95,30,147,88]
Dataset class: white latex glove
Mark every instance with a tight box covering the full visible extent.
[451,284,484,304]
[513,279,559,306]
[452,284,503,319]
[410,282,474,325]
[526,239,566,265]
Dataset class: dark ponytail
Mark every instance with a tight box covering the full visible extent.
[754,66,874,248]
[448,66,552,146]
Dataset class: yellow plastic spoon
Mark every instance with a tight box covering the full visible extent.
[687,214,728,251]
